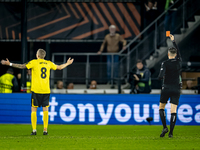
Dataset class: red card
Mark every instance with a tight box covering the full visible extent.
[166,31,170,37]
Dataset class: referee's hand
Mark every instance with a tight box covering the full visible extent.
[169,34,174,41]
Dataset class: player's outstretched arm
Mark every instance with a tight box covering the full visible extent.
[57,57,74,70]
[1,58,26,69]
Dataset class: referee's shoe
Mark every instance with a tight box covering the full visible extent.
[168,133,173,138]
[160,128,168,137]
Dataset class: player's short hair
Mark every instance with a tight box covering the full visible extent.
[168,47,177,56]
[37,49,46,59]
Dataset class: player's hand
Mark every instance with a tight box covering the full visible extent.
[1,58,10,66]
[169,34,174,41]
[66,57,74,65]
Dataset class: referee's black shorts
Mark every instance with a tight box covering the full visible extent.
[31,92,50,107]
[160,86,181,105]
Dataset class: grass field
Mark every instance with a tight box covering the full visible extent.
[0,124,199,150]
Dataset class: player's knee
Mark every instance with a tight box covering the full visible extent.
[171,108,177,113]
[159,106,165,110]
[31,107,37,112]
[43,107,48,112]
[159,102,166,109]
[171,104,177,113]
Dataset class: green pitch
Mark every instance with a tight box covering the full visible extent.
[0,124,199,150]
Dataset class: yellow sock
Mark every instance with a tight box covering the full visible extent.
[31,111,37,131]
[43,111,49,130]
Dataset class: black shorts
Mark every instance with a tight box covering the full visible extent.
[160,87,180,105]
[31,92,50,107]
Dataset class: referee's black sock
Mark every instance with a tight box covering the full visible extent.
[159,109,167,129]
[170,113,177,134]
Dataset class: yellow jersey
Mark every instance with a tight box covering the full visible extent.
[26,59,57,94]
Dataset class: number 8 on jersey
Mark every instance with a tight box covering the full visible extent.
[41,67,47,79]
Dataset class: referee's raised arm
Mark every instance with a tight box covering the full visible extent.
[169,34,182,61]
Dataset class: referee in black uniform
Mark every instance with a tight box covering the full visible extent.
[158,34,182,138]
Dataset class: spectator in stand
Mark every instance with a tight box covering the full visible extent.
[67,83,74,89]
[97,25,126,87]
[56,80,64,89]
[129,60,151,94]
[144,0,158,27]
[186,80,196,90]
[143,0,159,57]
[164,0,178,34]
[0,67,19,93]
[89,80,97,89]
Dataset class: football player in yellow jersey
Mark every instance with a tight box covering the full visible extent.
[1,49,74,135]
